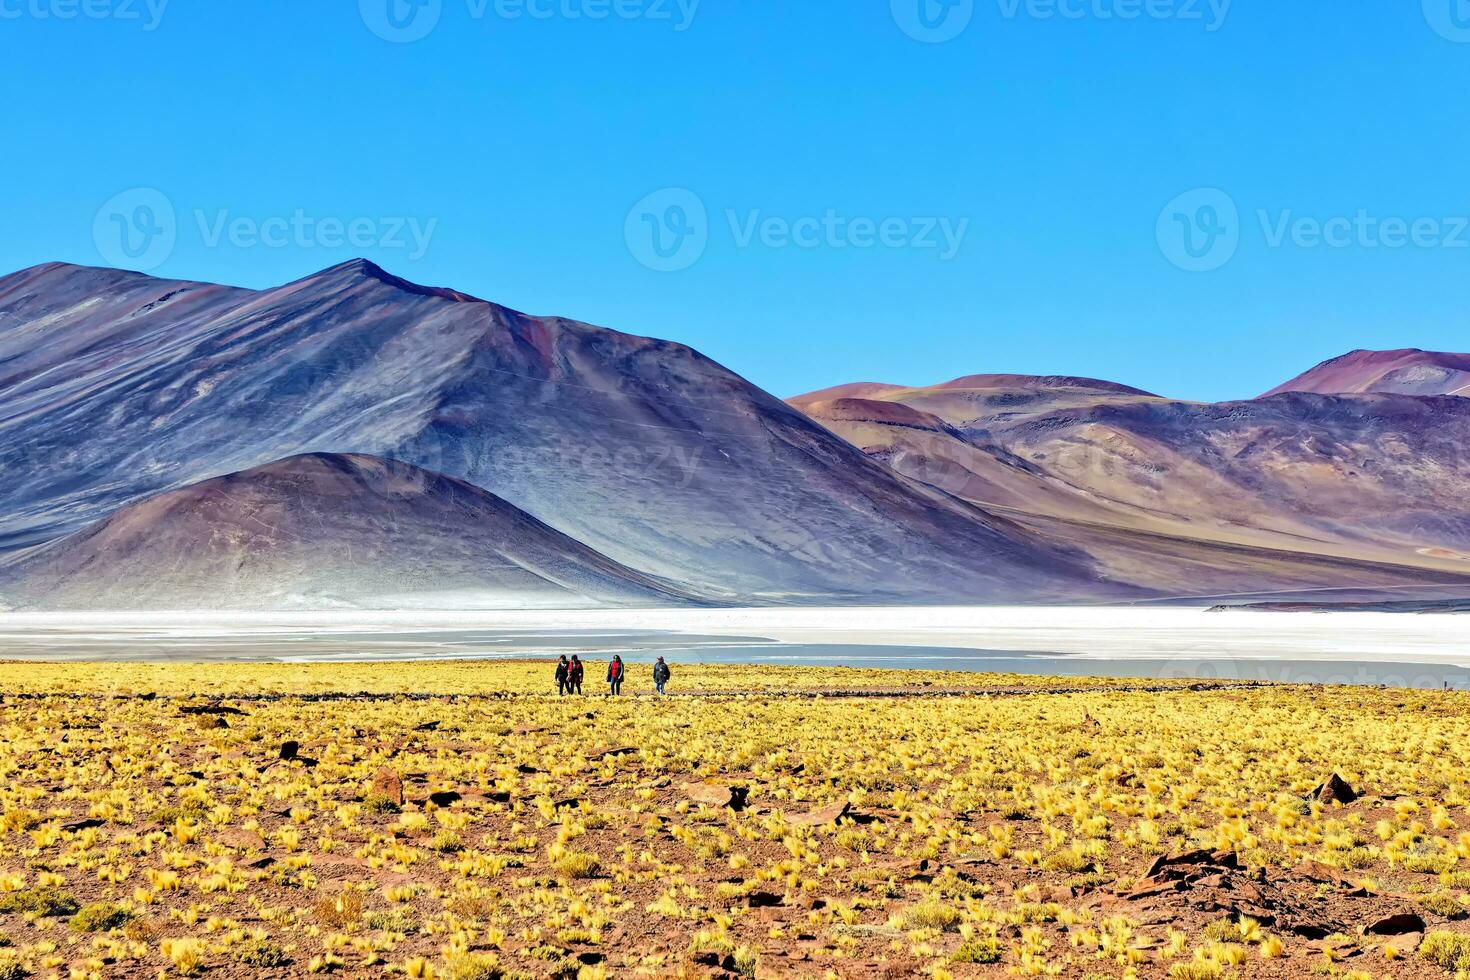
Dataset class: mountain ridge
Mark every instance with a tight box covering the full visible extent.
[0,260,1118,607]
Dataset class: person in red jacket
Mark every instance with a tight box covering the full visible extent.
[607,655,625,695]
[567,655,584,695]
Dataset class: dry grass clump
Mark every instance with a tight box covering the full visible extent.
[0,890,77,918]
[68,901,132,932]
[1421,931,1470,973]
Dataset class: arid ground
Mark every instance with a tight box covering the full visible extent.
[2,662,1470,979]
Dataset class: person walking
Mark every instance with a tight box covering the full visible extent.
[607,655,625,695]
[567,655,584,695]
[554,655,569,695]
[653,656,671,695]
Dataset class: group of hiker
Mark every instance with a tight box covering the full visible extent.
[553,654,672,696]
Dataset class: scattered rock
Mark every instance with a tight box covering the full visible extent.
[1363,912,1426,936]
[682,782,750,811]
[428,791,462,807]
[61,818,105,833]
[788,801,851,826]
[587,746,637,761]
[215,829,266,851]
[180,703,247,716]
[372,768,405,806]
[1314,773,1359,804]
[1296,859,1357,889]
[1142,849,1237,879]
[1121,848,1347,940]
[279,741,299,761]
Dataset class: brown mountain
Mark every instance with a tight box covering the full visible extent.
[1263,349,1470,398]
[793,373,1470,598]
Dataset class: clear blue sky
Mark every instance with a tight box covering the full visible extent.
[3,1,1468,401]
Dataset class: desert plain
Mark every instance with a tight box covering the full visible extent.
[3,650,1470,979]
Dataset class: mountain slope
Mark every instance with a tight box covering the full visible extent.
[1263,349,1470,398]
[0,453,702,610]
[793,377,1470,597]
[0,260,1116,604]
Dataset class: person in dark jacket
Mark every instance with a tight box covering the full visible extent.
[653,657,671,695]
[567,655,584,694]
[555,656,569,695]
[607,655,625,695]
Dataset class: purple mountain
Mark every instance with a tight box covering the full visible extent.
[0,260,1116,607]
[0,453,702,610]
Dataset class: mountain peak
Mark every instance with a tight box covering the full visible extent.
[933,374,1158,397]
[308,258,488,304]
[1264,348,1470,398]
[789,374,1158,408]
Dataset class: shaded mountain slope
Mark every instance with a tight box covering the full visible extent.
[0,454,702,610]
[0,260,1116,604]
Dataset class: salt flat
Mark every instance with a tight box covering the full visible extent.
[0,606,1467,688]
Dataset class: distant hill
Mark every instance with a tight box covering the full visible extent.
[0,454,703,610]
[1263,348,1470,398]
[793,372,1470,598]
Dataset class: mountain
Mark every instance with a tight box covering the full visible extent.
[790,374,1157,410]
[793,375,1470,597]
[1263,349,1470,398]
[0,454,701,610]
[0,260,1115,606]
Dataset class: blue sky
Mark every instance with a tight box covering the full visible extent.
[3,1,1468,401]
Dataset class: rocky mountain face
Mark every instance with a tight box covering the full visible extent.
[793,369,1470,599]
[0,261,1116,608]
[5,256,1464,610]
